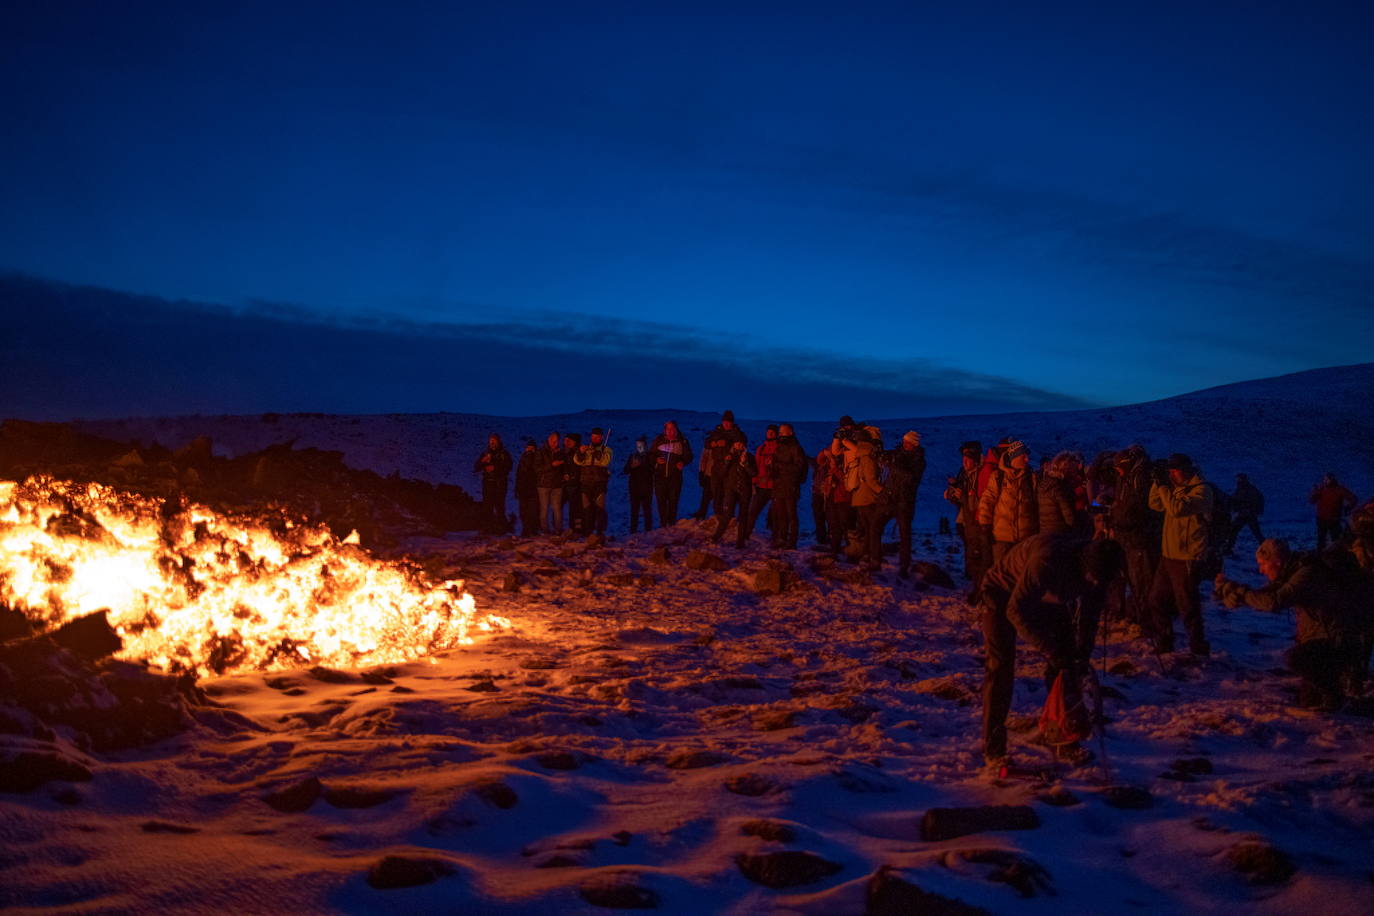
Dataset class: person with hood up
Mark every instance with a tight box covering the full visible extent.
[770,423,809,549]
[534,431,567,535]
[473,433,513,535]
[978,440,1039,567]
[703,410,747,520]
[1146,453,1215,656]
[1309,473,1357,551]
[710,436,757,548]
[650,420,693,527]
[1108,445,1160,624]
[623,436,655,533]
[1038,451,1088,537]
[886,430,927,578]
[515,439,540,537]
[574,427,613,537]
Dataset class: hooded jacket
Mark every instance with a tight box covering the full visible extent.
[843,440,883,507]
[978,452,1039,544]
[1148,474,1213,561]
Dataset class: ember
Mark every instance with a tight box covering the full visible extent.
[0,477,507,676]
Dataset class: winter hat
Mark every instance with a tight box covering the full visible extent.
[1003,440,1029,461]
[591,427,604,437]
[636,435,647,444]
[960,440,982,458]
[567,432,582,446]
[838,415,856,428]
[1165,453,1195,472]
[766,423,779,433]
[722,410,735,422]
[903,430,921,446]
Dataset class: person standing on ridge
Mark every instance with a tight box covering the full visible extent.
[473,433,512,535]
[651,420,693,527]
[1310,473,1357,551]
[623,436,654,533]
[1146,453,1215,656]
[574,427,613,539]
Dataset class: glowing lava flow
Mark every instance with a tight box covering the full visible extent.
[0,477,507,676]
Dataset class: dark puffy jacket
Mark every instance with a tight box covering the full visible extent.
[720,449,757,497]
[771,435,809,493]
[623,450,654,494]
[884,446,926,505]
[649,434,693,479]
[1037,474,1079,535]
[474,445,512,486]
[1310,483,1356,521]
[981,534,1108,664]
[978,458,1039,544]
[705,424,747,479]
[534,445,567,488]
[1232,480,1264,517]
[1110,462,1156,546]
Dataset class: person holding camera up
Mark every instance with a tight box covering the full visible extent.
[574,427,613,539]
[710,436,757,547]
[1146,453,1215,656]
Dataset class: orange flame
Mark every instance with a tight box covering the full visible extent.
[0,477,507,676]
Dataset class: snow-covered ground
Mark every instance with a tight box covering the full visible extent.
[3,364,1372,913]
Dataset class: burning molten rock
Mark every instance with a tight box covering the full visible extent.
[0,477,507,677]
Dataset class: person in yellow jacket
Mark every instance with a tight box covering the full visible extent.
[1146,453,1214,655]
[977,440,1039,567]
[843,428,885,569]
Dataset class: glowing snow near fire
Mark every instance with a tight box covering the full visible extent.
[0,477,508,676]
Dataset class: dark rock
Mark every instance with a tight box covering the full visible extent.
[753,567,794,595]
[519,657,560,670]
[866,865,991,915]
[737,850,842,888]
[367,855,455,889]
[666,749,727,770]
[914,676,972,703]
[684,550,728,571]
[646,547,671,566]
[1225,841,1296,885]
[46,612,123,662]
[360,669,394,685]
[0,747,93,793]
[307,666,353,684]
[1099,785,1153,810]
[472,780,518,809]
[502,572,523,593]
[911,561,956,589]
[741,820,795,843]
[324,786,397,809]
[262,776,322,813]
[465,680,499,693]
[535,751,580,771]
[611,830,633,846]
[140,820,199,834]
[578,873,659,908]
[920,805,1041,841]
[753,709,798,731]
[603,573,639,587]
[725,773,777,796]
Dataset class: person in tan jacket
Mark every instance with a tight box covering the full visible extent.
[1146,453,1215,655]
[843,428,885,569]
[977,440,1039,566]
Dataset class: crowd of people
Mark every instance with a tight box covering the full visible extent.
[472,413,1374,770]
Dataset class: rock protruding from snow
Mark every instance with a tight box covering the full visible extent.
[262,776,323,813]
[0,744,93,793]
[367,854,455,889]
[753,567,795,595]
[920,805,1041,841]
[910,561,956,589]
[578,872,659,908]
[1098,785,1154,810]
[865,865,990,915]
[736,850,843,888]
[1224,840,1296,885]
[684,550,728,571]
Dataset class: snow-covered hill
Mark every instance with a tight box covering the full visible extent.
[78,363,1374,542]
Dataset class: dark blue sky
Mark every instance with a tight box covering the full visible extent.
[3,1,1371,418]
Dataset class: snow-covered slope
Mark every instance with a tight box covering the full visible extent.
[78,363,1374,542]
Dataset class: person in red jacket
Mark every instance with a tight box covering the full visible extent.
[1309,473,1357,551]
